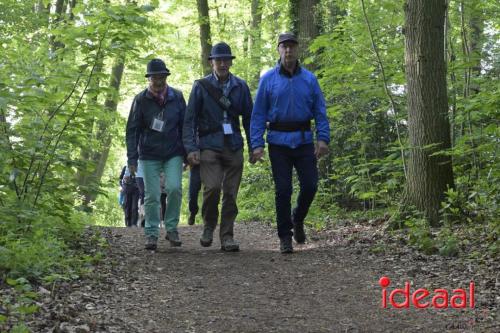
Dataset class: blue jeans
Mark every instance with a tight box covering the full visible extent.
[188,165,201,216]
[141,156,183,238]
[268,144,318,239]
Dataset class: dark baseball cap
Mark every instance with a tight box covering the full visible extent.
[277,32,298,46]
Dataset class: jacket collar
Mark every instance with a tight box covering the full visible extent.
[276,60,302,77]
[206,72,239,91]
[145,86,175,102]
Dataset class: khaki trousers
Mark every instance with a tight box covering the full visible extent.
[200,147,243,242]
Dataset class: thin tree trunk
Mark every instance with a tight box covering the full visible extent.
[67,0,77,20]
[197,0,212,76]
[289,0,320,66]
[445,0,458,147]
[248,0,263,89]
[360,0,407,180]
[459,0,479,179]
[50,0,66,51]
[81,57,126,207]
[404,0,454,225]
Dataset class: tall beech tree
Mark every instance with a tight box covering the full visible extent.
[404,0,454,224]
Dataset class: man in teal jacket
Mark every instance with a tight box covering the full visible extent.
[250,33,330,253]
[126,59,186,250]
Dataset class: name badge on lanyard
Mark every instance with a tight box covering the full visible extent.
[223,123,233,135]
[222,110,233,135]
[150,110,165,132]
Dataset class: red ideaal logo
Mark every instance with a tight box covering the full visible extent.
[379,276,475,309]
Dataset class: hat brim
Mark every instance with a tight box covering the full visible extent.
[278,38,298,46]
[145,71,171,78]
[208,54,236,60]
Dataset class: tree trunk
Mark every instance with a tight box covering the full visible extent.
[75,57,104,191]
[289,0,320,66]
[67,0,77,20]
[81,57,125,207]
[50,0,67,52]
[468,0,484,80]
[248,0,263,89]
[197,0,212,76]
[404,0,454,225]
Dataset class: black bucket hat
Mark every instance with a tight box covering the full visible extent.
[208,42,236,60]
[145,58,171,77]
[277,32,298,46]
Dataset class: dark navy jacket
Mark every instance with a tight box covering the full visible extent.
[126,87,186,167]
[183,73,252,153]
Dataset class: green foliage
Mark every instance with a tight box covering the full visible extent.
[0,0,497,303]
[1,278,39,333]
[238,159,276,223]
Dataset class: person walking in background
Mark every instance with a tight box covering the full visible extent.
[126,58,186,250]
[136,160,145,227]
[183,42,253,251]
[250,33,330,253]
[119,165,139,227]
[187,165,201,225]
[159,172,167,228]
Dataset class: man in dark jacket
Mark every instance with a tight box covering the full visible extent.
[119,165,139,227]
[183,42,253,251]
[250,33,330,254]
[126,58,186,250]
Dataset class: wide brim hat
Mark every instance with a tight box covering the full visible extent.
[145,58,171,77]
[208,42,236,60]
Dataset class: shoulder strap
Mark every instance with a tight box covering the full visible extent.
[196,78,240,119]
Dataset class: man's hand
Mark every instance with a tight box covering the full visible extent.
[252,147,265,163]
[187,151,200,165]
[128,165,137,175]
[314,140,329,159]
[248,153,255,164]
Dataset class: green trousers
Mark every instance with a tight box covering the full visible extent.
[141,156,183,238]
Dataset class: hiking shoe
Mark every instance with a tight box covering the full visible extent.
[165,231,182,247]
[293,222,306,244]
[221,238,240,252]
[280,236,294,254]
[200,228,214,247]
[145,236,158,250]
[187,213,196,226]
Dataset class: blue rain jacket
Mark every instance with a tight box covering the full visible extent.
[250,64,330,149]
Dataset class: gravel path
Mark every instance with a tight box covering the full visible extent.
[28,221,498,332]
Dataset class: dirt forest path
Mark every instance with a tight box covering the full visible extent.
[31,221,498,333]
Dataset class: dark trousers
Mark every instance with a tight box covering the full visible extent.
[268,144,318,239]
[160,193,167,221]
[137,177,145,227]
[200,147,243,242]
[123,186,139,227]
[188,165,201,216]
[136,177,145,205]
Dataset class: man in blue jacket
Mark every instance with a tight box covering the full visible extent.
[126,58,186,250]
[183,42,253,252]
[250,33,330,253]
